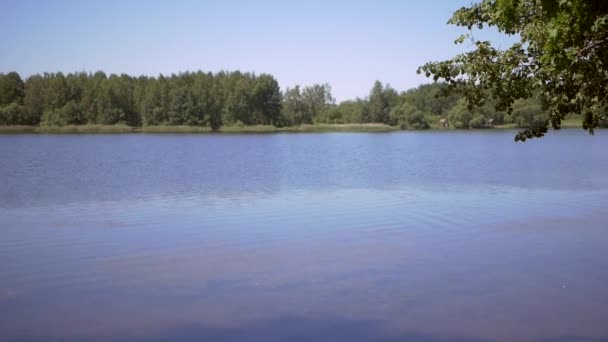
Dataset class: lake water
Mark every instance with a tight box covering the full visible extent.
[1,131,607,341]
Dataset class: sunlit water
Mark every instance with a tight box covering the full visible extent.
[1,131,607,341]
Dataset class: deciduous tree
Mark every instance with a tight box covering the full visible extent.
[419,0,608,140]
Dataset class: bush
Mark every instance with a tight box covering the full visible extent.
[41,101,85,126]
[389,103,429,129]
[98,107,125,125]
[511,101,548,128]
[469,115,487,129]
[0,103,24,125]
[447,106,472,129]
[405,110,430,129]
[41,109,67,126]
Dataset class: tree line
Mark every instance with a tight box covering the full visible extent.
[0,70,582,130]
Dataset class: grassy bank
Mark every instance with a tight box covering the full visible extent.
[494,118,584,130]
[141,125,286,133]
[1,123,398,134]
[281,123,399,133]
[0,121,593,134]
[0,125,39,133]
[0,124,135,134]
[141,123,399,133]
[140,125,214,133]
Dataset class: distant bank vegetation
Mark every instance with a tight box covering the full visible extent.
[0,71,604,132]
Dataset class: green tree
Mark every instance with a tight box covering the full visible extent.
[0,103,25,125]
[469,114,487,129]
[390,102,430,129]
[282,86,308,125]
[44,73,69,111]
[96,75,135,125]
[302,84,334,123]
[192,72,223,129]
[168,87,201,125]
[0,72,25,106]
[401,83,459,117]
[141,77,166,125]
[23,75,45,125]
[41,101,84,126]
[511,99,550,128]
[251,74,282,125]
[447,99,474,129]
[419,0,608,140]
[223,79,252,125]
[336,99,368,123]
[368,81,399,124]
[80,71,106,124]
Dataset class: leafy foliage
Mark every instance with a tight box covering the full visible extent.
[0,71,549,131]
[389,103,430,129]
[0,103,25,125]
[368,81,399,124]
[282,84,334,125]
[419,0,608,141]
[0,71,283,129]
[0,72,24,106]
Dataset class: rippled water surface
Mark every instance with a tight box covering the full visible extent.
[1,131,607,341]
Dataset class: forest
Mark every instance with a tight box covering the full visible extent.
[0,70,585,131]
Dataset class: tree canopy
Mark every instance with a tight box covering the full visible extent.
[419,0,608,141]
[0,71,560,131]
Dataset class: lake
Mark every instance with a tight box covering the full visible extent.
[1,130,607,341]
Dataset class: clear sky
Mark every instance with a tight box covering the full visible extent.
[0,0,511,101]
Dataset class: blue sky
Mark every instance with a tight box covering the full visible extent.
[0,0,512,101]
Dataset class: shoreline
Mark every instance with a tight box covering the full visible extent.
[0,124,398,134]
[0,120,589,134]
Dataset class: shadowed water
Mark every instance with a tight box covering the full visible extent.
[1,131,607,341]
